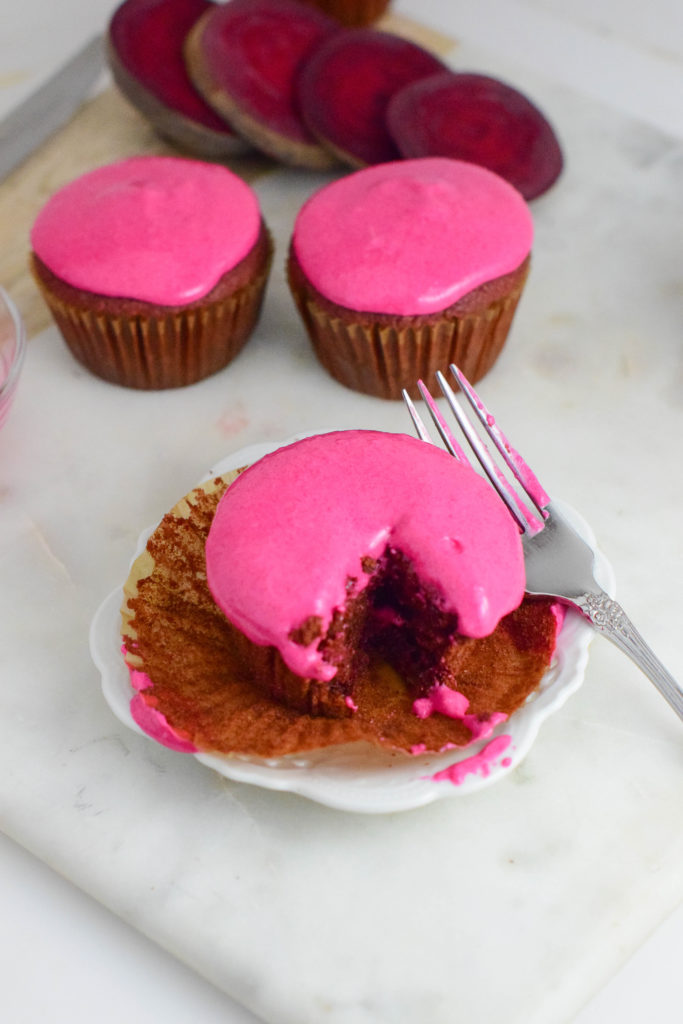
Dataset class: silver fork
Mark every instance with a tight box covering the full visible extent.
[403,365,683,722]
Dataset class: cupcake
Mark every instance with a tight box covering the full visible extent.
[297,0,392,27]
[121,430,560,757]
[287,157,533,399]
[30,155,272,389]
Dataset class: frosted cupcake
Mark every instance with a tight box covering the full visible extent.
[121,431,560,757]
[30,155,272,389]
[287,157,533,399]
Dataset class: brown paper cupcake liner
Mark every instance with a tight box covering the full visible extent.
[33,242,272,390]
[123,471,358,721]
[290,274,527,400]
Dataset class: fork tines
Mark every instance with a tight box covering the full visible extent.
[402,366,549,535]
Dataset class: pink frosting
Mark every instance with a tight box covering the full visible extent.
[430,735,512,786]
[127,663,198,753]
[30,156,261,305]
[291,157,533,315]
[206,431,525,682]
[412,683,508,742]
[413,685,470,721]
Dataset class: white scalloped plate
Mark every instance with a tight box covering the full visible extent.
[90,437,615,814]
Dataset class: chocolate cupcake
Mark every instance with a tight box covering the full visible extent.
[287,157,533,399]
[121,431,561,758]
[30,155,272,389]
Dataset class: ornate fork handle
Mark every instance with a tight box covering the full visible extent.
[575,591,683,721]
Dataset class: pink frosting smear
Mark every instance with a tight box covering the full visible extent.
[413,684,470,721]
[30,156,261,305]
[430,735,512,786]
[455,370,551,526]
[127,663,198,753]
[412,683,508,742]
[206,431,525,682]
[291,157,533,315]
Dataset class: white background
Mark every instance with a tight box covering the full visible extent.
[1,1,681,1021]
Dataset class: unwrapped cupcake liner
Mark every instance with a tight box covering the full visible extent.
[34,255,272,390]
[291,278,527,400]
[121,472,353,721]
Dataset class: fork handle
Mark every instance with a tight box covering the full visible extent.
[576,591,683,721]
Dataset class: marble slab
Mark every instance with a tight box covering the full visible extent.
[1,43,682,1024]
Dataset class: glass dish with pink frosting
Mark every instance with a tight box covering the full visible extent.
[90,432,613,813]
[0,287,26,431]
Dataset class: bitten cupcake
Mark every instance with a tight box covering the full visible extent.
[287,157,533,399]
[30,155,272,389]
[120,431,561,758]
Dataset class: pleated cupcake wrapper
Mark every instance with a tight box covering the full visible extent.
[293,284,526,400]
[228,627,352,718]
[36,262,271,390]
[121,475,360,760]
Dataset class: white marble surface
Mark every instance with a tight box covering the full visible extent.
[1,1,683,1022]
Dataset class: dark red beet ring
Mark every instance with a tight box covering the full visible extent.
[387,70,563,200]
[108,0,237,132]
[297,28,447,166]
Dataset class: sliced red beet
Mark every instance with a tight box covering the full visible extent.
[387,70,563,200]
[184,0,340,169]
[297,28,447,167]
[108,0,250,157]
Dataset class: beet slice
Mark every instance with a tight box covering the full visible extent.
[108,0,250,157]
[297,28,447,167]
[184,0,340,169]
[387,70,563,200]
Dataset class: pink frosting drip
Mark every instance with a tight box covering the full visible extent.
[430,735,512,786]
[412,683,508,743]
[292,157,533,315]
[206,431,525,682]
[127,664,198,753]
[31,156,261,305]
[413,684,469,721]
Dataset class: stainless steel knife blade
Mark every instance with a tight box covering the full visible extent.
[0,34,105,182]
